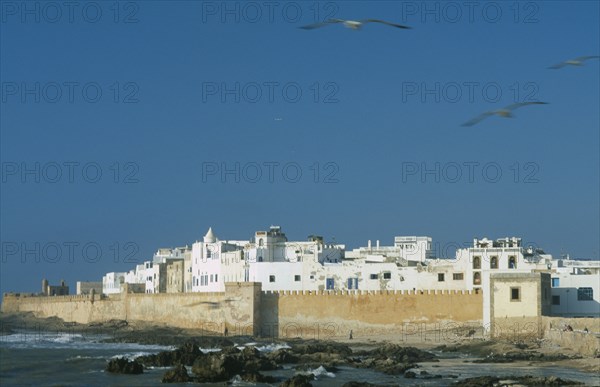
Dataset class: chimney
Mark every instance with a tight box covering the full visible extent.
[376,240,380,249]
[367,240,372,251]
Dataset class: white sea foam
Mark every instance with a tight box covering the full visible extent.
[199,347,222,354]
[110,351,158,360]
[306,365,336,378]
[246,342,291,353]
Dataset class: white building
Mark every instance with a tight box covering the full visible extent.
[550,257,600,317]
[191,227,247,292]
[454,237,551,290]
[102,272,126,294]
[93,227,597,318]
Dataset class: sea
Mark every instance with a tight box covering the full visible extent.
[0,330,598,386]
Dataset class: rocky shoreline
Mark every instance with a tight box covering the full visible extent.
[2,312,597,386]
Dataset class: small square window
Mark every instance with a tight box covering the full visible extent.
[453,273,464,280]
[438,273,445,282]
[370,274,378,280]
[510,287,520,301]
[310,275,315,280]
[552,295,560,305]
[383,272,391,280]
[269,275,275,283]
[551,278,560,287]
[294,275,301,282]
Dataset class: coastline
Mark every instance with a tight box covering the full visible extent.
[2,311,598,376]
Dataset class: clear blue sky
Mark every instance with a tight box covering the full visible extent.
[1,1,599,294]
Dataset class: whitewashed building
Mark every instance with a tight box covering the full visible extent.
[550,257,600,317]
[102,272,126,294]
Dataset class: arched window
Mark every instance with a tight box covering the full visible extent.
[509,256,517,269]
[258,239,264,247]
[490,256,498,269]
[473,256,481,269]
[473,272,481,285]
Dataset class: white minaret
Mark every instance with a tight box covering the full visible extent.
[203,227,217,243]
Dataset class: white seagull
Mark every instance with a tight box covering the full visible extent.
[461,102,548,127]
[300,18,411,31]
[548,56,599,69]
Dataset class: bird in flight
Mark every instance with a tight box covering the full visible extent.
[461,102,548,127]
[548,56,599,69]
[300,18,411,31]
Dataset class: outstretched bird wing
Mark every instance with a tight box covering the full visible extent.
[363,19,412,29]
[575,55,600,62]
[548,61,568,69]
[299,19,345,30]
[461,111,494,127]
[549,56,599,69]
[504,101,548,111]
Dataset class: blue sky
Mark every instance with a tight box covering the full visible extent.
[1,1,599,294]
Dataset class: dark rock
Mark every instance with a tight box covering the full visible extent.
[106,357,143,374]
[341,383,382,387]
[241,371,276,383]
[451,375,584,386]
[267,348,300,364]
[161,364,190,383]
[369,344,437,363]
[192,353,244,382]
[280,374,315,387]
[404,371,416,378]
[473,350,577,363]
[291,341,353,356]
[137,340,204,367]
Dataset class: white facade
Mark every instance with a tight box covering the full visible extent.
[550,258,600,317]
[454,237,551,290]
[102,272,126,294]
[93,227,597,318]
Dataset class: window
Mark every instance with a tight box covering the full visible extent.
[347,278,358,289]
[508,256,517,269]
[453,273,464,280]
[294,275,301,282]
[551,278,560,287]
[210,274,213,283]
[215,274,218,282]
[473,256,481,269]
[269,275,275,283]
[473,272,481,285]
[326,278,335,290]
[490,256,498,269]
[577,287,593,301]
[370,274,378,280]
[258,256,263,262]
[552,295,560,305]
[383,272,391,280]
[438,273,445,282]
[310,275,315,280]
[206,249,211,258]
[510,287,521,301]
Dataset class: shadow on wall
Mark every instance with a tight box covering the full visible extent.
[259,292,279,339]
[550,287,600,317]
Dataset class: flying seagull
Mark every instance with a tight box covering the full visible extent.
[461,102,548,127]
[548,56,599,69]
[300,18,411,31]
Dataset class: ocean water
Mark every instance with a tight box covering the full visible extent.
[1,330,598,386]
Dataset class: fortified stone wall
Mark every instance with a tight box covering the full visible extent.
[260,289,483,339]
[2,283,260,335]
